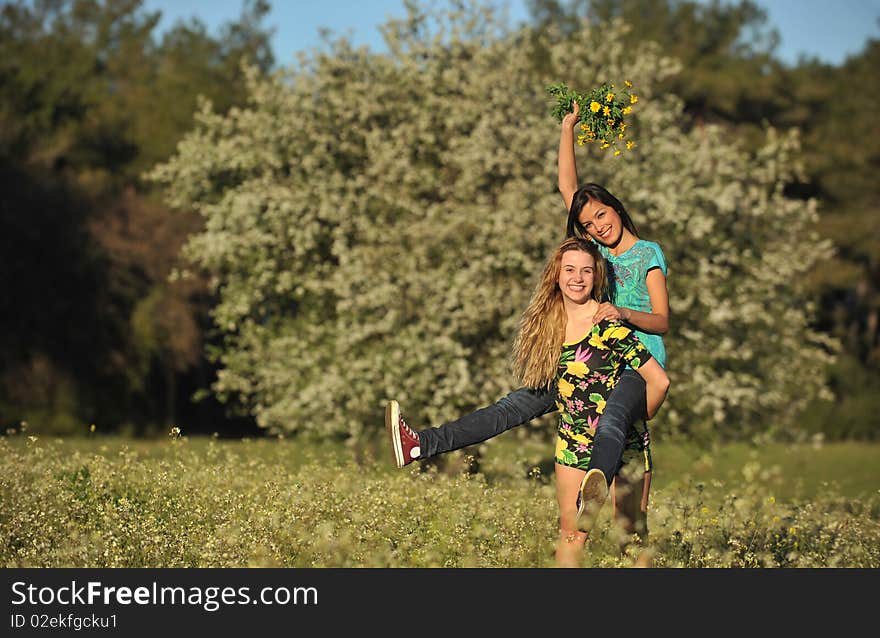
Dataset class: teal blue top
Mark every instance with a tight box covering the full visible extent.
[597,239,667,368]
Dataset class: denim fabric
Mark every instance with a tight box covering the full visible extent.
[417,386,556,458]
[587,368,648,485]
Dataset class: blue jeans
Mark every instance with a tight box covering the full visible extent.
[587,369,648,486]
[417,387,556,458]
[416,370,647,483]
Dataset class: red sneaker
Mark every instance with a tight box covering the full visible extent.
[385,400,421,468]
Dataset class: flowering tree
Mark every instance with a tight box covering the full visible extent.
[150,3,834,441]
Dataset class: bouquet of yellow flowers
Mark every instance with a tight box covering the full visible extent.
[546,81,639,155]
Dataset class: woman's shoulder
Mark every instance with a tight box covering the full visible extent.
[594,318,633,336]
[634,238,665,254]
[633,239,667,271]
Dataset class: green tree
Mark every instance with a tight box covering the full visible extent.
[151,2,834,442]
[0,0,273,433]
[527,0,783,130]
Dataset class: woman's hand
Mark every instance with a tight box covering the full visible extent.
[592,302,628,324]
[561,101,580,129]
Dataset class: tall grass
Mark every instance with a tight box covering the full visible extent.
[1,434,878,567]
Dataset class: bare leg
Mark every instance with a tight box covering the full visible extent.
[612,469,652,566]
[554,463,588,567]
[613,470,649,539]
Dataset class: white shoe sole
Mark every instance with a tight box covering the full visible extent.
[385,400,404,468]
[576,468,608,533]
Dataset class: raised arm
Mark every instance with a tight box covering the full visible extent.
[558,101,580,213]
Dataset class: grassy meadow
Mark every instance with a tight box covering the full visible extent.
[2,430,878,568]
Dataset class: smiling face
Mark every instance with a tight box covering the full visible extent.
[577,197,623,247]
[557,248,596,305]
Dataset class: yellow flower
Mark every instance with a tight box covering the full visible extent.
[600,143,610,150]
[614,150,621,156]
[622,106,633,115]
[580,124,590,131]
[565,361,589,377]
[618,133,624,139]
[558,377,575,398]
[555,437,568,458]
[619,123,626,132]
[624,80,633,88]
[589,101,601,113]
[605,92,614,102]
[630,94,639,104]
[588,332,609,350]
[603,105,611,116]
[571,432,591,444]
[602,325,632,342]
[626,141,635,149]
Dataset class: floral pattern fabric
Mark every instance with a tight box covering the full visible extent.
[554,319,653,471]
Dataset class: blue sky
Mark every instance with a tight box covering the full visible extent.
[143,0,880,67]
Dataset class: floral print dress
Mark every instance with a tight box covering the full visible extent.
[554,319,654,472]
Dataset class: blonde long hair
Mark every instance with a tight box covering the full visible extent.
[511,237,607,388]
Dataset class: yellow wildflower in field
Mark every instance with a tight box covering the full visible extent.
[630,94,639,104]
[624,80,633,88]
[603,105,611,116]
[614,150,621,156]
[626,141,635,149]
[622,106,633,115]
[605,92,614,102]
[590,101,601,112]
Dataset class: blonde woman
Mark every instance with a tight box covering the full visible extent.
[508,237,667,566]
